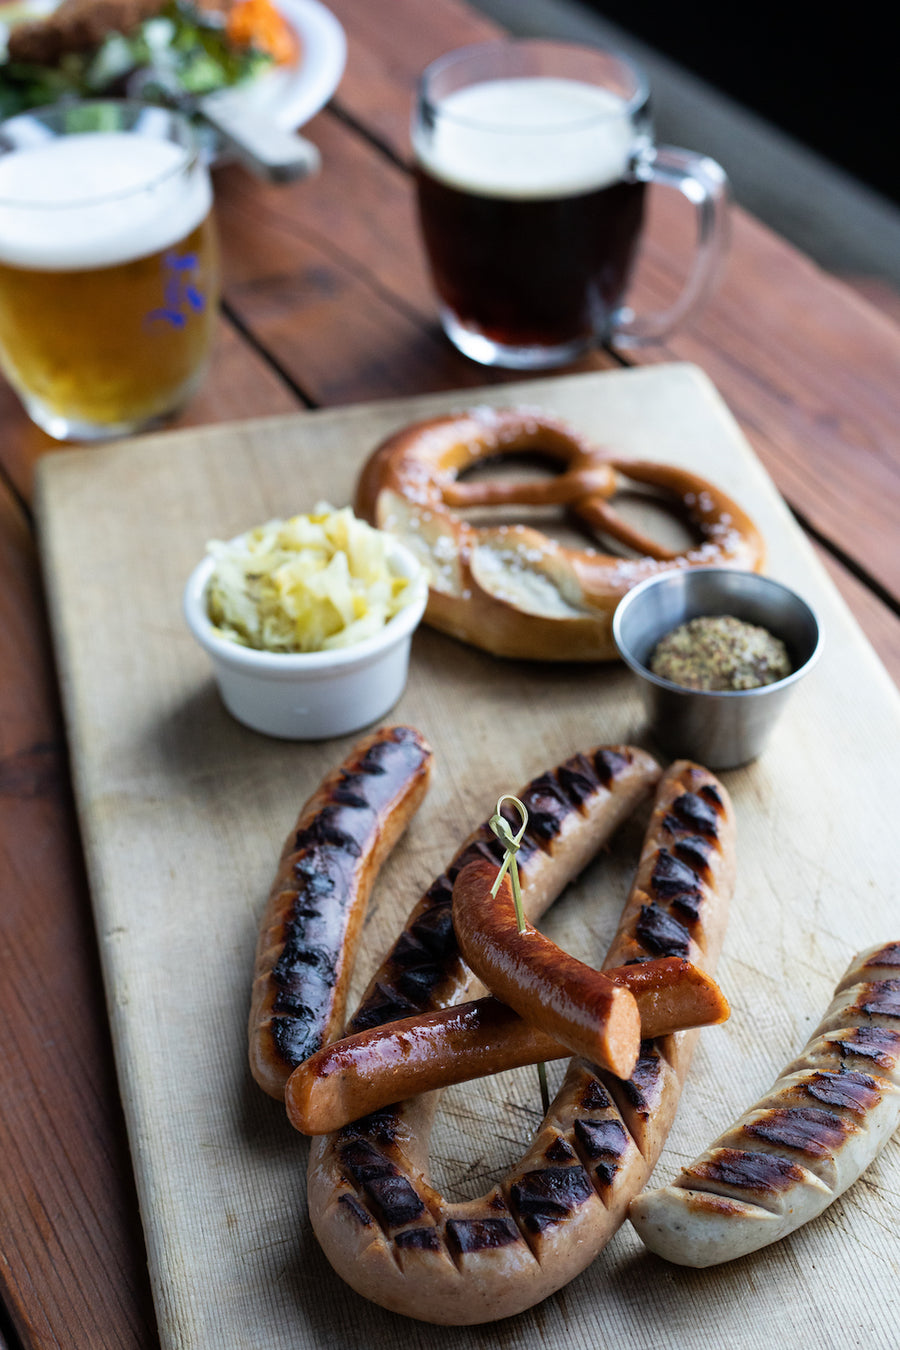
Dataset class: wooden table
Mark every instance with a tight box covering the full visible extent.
[0,1,898,1346]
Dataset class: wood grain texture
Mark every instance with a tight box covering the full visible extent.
[625,198,900,604]
[843,276,900,327]
[325,0,497,150]
[34,365,900,1348]
[815,545,900,680]
[0,488,159,1350]
[214,125,621,407]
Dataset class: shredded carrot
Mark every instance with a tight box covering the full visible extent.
[225,0,299,64]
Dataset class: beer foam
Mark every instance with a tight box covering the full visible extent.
[414,77,639,200]
[0,133,212,270]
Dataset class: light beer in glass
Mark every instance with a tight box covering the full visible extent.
[0,102,219,440]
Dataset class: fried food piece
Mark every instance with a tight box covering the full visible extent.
[7,0,168,65]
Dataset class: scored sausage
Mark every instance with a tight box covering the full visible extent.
[306,754,735,1324]
[287,958,730,1135]
[628,941,900,1266]
[248,725,433,1100]
[452,859,642,1078]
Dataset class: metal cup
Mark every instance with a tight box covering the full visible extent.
[612,568,822,769]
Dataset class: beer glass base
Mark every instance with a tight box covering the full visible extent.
[440,308,593,371]
[24,397,175,443]
[18,363,209,442]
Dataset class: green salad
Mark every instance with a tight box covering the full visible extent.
[0,0,274,118]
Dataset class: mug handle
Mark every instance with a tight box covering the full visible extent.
[613,146,730,346]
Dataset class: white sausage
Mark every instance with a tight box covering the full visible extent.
[628,941,900,1267]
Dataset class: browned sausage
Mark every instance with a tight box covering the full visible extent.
[344,746,661,1031]
[248,725,432,1099]
[306,754,734,1323]
[287,957,729,1134]
[452,859,641,1077]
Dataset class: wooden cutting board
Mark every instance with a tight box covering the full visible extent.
[35,364,900,1350]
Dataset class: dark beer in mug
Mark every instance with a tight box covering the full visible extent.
[414,76,648,364]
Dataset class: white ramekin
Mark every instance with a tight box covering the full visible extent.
[183,538,428,739]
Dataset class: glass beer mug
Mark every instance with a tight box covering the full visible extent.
[413,40,729,369]
[0,101,220,440]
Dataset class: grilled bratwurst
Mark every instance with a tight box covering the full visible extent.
[248,725,433,1099]
[629,941,900,1266]
[306,754,735,1324]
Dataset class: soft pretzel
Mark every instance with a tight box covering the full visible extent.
[354,407,765,661]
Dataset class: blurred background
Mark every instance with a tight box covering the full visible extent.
[472,0,900,321]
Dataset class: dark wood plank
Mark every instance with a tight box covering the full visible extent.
[214,117,441,321]
[216,137,622,407]
[0,486,158,1350]
[842,277,900,327]
[325,0,497,148]
[623,194,900,604]
[815,543,900,681]
[0,382,52,505]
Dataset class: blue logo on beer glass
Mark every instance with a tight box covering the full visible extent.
[146,251,206,329]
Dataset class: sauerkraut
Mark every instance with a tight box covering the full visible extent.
[205,505,415,653]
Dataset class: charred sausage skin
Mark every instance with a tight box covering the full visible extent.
[345,746,660,1038]
[287,957,729,1136]
[307,756,734,1324]
[248,725,433,1099]
[628,941,900,1266]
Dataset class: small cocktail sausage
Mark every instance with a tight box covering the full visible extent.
[287,958,729,1135]
[452,859,641,1079]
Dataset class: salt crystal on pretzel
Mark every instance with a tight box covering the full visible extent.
[355,407,765,661]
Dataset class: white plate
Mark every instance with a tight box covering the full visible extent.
[230,0,346,131]
[0,0,347,132]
